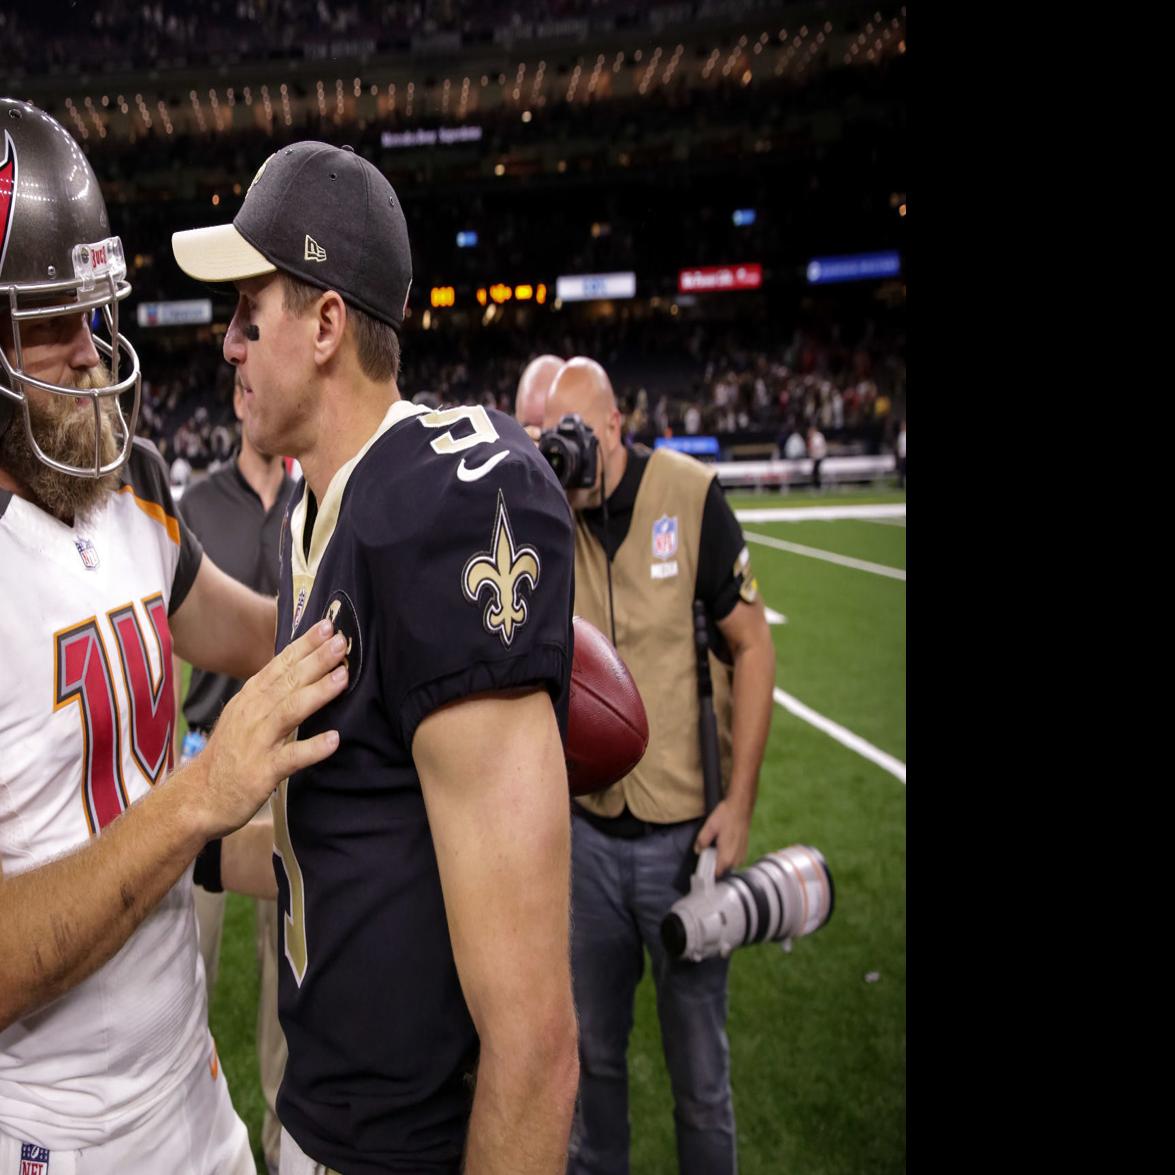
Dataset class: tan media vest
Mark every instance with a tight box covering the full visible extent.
[573,447,734,822]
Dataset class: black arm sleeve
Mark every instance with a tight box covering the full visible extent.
[192,837,223,893]
[694,480,755,622]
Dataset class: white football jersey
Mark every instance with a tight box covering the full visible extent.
[0,440,210,1148]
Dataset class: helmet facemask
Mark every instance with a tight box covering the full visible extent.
[1,235,141,481]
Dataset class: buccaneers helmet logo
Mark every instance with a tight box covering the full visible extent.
[462,491,541,648]
[0,132,17,278]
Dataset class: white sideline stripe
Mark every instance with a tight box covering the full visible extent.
[735,504,906,523]
[744,532,907,581]
[764,606,788,625]
[774,687,906,784]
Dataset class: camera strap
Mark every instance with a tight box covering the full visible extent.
[602,487,617,647]
[673,600,725,895]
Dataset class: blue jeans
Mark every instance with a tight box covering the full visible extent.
[568,813,736,1175]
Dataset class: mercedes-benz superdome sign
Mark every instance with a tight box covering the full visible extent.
[381,125,483,148]
[806,251,901,285]
[555,272,637,302]
[136,299,213,327]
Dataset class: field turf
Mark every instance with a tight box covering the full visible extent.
[186,483,907,1173]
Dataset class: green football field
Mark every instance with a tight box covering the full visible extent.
[192,483,907,1173]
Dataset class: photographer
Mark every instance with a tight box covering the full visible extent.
[541,358,775,1175]
[515,353,565,439]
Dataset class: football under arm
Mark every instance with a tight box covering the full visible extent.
[413,687,580,1174]
[170,554,277,679]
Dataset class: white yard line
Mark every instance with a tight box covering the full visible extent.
[774,687,906,784]
[744,532,906,581]
[735,504,906,523]
[764,606,788,625]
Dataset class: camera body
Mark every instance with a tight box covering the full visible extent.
[538,412,599,490]
[661,844,834,962]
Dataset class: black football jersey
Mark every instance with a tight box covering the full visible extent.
[271,402,575,1173]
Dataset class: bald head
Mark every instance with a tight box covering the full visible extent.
[544,357,626,508]
[515,354,565,430]
[545,357,617,426]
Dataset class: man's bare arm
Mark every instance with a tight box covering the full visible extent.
[414,687,579,1174]
[170,555,277,678]
[218,818,278,901]
[695,597,776,875]
[173,652,185,763]
[0,621,346,1030]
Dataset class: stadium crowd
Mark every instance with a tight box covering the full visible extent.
[135,313,905,473]
[10,0,906,475]
[1,0,809,74]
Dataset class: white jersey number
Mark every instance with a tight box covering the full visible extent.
[419,405,499,454]
[419,406,510,481]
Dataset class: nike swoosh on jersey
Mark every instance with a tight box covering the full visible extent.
[457,450,510,482]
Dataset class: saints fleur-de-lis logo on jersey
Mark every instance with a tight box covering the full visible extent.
[462,490,541,647]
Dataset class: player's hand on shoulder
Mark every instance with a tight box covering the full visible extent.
[192,620,347,838]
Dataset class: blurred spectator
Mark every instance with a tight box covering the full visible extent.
[170,456,193,499]
[783,428,807,460]
[807,425,827,489]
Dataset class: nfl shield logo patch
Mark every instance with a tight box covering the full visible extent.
[19,1142,49,1175]
[291,585,309,636]
[651,515,678,561]
[74,538,99,570]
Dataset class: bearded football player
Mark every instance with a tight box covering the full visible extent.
[0,98,350,1172]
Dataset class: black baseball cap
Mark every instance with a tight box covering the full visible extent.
[172,141,412,330]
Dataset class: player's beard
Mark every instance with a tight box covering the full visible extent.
[0,367,122,524]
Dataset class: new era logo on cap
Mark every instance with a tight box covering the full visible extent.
[304,235,327,263]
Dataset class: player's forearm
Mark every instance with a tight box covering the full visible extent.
[171,557,278,679]
[240,591,279,676]
[0,759,210,1030]
[172,652,186,763]
[220,818,278,900]
[725,635,776,811]
[464,1017,579,1174]
[212,589,277,679]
